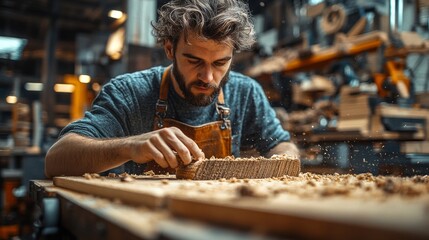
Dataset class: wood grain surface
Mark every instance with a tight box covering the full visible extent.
[53,173,429,239]
[176,155,300,180]
[54,175,175,208]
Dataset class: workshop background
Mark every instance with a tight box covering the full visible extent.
[1,0,429,239]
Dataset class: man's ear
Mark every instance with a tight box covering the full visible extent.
[164,40,174,60]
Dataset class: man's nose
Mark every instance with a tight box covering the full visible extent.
[198,64,214,83]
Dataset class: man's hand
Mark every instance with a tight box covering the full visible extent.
[266,142,300,159]
[127,127,205,169]
[44,129,204,178]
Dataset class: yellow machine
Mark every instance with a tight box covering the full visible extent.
[374,59,411,99]
[281,31,413,101]
[64,75,91,121]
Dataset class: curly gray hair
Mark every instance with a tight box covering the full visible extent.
[151,0,256,51]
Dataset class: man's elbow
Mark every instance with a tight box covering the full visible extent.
[44,146,58,178]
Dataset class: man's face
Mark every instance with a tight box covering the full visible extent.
[172,59,230,106]
[164,33,233,106]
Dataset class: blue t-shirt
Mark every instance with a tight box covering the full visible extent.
[60,66,291,173]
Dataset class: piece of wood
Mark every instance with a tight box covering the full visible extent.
[51,173,429,239]
[57,186,166,240]
[31,180,166,239]
[337,118,369,133]
[168,194,427,240]
[53,175,174,208]
[167,174,429,240]
[176,155,300,180]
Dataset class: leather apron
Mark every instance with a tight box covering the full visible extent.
[145,66,232,174]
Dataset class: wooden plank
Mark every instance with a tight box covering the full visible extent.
[53,176,173,208]
[337,118,369,132]
[52,174,429,239]
[56,187,166,240]
[33,180,276,240]
[166,175,429,240]
[168,195,427,240]
[30,180,164,239]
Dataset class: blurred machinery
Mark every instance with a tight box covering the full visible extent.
[245,0,429,175]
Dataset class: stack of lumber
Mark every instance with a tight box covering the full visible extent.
[337,86,371,133]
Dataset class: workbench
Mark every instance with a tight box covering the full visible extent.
[30,173,429,240]
[293,128,429,176]
[0,148,45,238]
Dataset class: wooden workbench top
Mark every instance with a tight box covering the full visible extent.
[48,173,429,240]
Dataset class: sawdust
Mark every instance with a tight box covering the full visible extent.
[108,173,117,178]
[161,179,169,185]
[280,172,429,200]
[119,173,135,182]
[237,185,270,198]
[170,172,429,200]
[144,170,156,176]
[82,173,101,180]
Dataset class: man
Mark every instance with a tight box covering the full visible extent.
[45,0,299,178]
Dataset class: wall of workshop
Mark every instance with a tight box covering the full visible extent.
[126,0,157,47]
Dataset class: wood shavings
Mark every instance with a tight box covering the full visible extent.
[118,172,128,178]
[144,170,155,176]
[101,171,429,201]
[161,179,169,185]
[119,173,135,182]
[228,177,239,183]
[306,180,317,187]
[83,173,92,180]
[411,175,429,184]
[237,185,270,198]
[83,173,101,180]
[91,173,100,178]
[320,186,350,197]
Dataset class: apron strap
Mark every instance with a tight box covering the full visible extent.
[216,90,230,130]
[155,66,230,129]
[155,66,171,128]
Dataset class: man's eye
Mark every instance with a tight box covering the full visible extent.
[214,61,226,67]
[189,60,200,65]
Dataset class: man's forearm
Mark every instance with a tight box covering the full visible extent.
[45,127,205,178]
[45,133,131,178]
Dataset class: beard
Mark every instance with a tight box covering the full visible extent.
[172,60,230,106]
